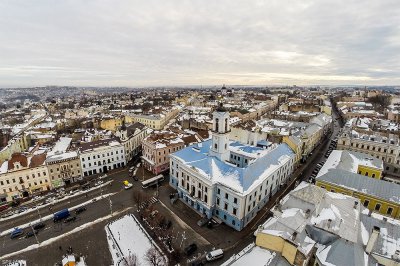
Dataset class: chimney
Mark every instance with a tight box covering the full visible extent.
[366,226,380,254]
[305,209,311,218]
[327,219,332,229]
[291,232,298,241]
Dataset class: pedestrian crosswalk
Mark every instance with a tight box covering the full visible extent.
[137,197,158,211]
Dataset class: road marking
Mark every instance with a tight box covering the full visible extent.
[0,207,132,260]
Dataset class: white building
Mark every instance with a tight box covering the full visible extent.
[115,122,148,162]
[169,104,296,231]
[79,138,126,177]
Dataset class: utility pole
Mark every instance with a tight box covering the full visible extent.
[36,204,42,221]
[109,194,113,216]
[180,231,186,248]
[29,222,40,245]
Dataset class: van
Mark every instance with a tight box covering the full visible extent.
[206,249,223,261]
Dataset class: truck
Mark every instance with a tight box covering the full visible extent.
[53,209,70,222]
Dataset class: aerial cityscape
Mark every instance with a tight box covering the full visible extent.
[1,1,400,266]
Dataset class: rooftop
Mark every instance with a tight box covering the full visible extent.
[317,168,400,204]
[317,150,383,177]
[171,139,294,194]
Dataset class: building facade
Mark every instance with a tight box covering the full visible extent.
[141,131,188,174]
[169,105,295,231]
[337,129,400,176]
[0,153,51,202]
[115,122,148,162]
[46,152,82,187]
[79,138,126,177]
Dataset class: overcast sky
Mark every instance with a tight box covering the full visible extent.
[0,0,399,87]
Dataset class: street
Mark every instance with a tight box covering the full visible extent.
[0,107,344,265]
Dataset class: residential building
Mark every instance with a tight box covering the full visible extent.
[115,122,148,162]
[79,138,126,177]
[0,152,51,202]
[46,152,81,188]
[235,182,400,266]
[99,117,123,131]
[169,105,296,231]
[141,129,201,174]
[337,129,400,176]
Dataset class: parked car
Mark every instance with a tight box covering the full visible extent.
[32,222,45,230]
[75,206,87,214]
[206,249,224,261]
[94,180,104,187]
[64,216,77,223]
[25,230,38,238]
[10,228,24,239]
[123,180,133,189]
[53,209,70,222]
[197,217,209,227]
[184,243,198,256]
[150,210,158,218]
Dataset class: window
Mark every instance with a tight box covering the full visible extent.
[232,220,236,226]
[375,203,381,211]
[214,143,217,149]
[233,208,237,215]
[216,198,220,206]
[363,200,369,207]
[365,172,368,176]
[224,203,228,210]
[234,197,237,204]
[330,189,335,192]
[223,214,227,220]
[247,206,250,212]
[372,173,375,178]
[217,188,220,195]
[387,207,393,215]
[225,193,228,199]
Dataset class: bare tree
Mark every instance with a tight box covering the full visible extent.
[124,253,139,266]
[144,247,165,266]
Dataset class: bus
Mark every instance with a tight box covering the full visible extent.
[142,174,164,189]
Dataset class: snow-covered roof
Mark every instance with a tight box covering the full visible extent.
[172,140,294,194]
[47,137,72,157]
[317,150,383,177]
[230,246,289,266]
[317,169,400,204]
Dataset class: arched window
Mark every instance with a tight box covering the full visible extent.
[214,143,218,149]
[215,118,219,132]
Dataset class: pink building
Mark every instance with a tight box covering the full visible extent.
[141,130,203,174]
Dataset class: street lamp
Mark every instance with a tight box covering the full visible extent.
[29,222,40,245]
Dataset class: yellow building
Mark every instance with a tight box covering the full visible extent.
[256,231,309,265]
[100,117,123,131]
[125,108,179,130]
[0,153,51,202]
[316,169,400,219]
[282,135,302,166]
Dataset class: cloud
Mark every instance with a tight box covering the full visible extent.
[0,0,399,87]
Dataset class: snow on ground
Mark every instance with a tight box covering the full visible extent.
[106,214,167,266]
[3,260,26,266]
[0,180,112,222]
[230,246,276,266]
[0,193,116,237]
[0,208,130,260]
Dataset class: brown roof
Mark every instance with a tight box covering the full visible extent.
[79,137,119,152]
[30,153,46,168]
[8,153,28,170]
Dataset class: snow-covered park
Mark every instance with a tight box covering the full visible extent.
[106,214,167,266]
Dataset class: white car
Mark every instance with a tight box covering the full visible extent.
[94,180,104,187]
[124,183,133,190]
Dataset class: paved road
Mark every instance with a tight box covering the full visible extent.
[1,107,344,265]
